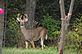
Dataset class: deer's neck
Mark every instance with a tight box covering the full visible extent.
[20,26,27,34]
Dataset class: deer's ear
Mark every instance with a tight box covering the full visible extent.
[17,18,20,21]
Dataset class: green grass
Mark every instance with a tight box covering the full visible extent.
[3,47,78,54]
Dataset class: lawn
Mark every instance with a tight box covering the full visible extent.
[3,47,78,54]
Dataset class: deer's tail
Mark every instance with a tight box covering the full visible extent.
[45,34,48,40]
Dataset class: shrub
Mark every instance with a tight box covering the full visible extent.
[66,15,82,53]
[41,14,60,39]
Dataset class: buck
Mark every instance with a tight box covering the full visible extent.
[17,14,47,49]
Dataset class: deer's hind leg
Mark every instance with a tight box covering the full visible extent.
[40,29,47,49]
[41,37,44,49]
[30,41,35,48]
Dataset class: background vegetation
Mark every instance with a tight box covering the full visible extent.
[2,0,82,53]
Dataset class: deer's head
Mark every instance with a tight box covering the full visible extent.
[17,14,28,26]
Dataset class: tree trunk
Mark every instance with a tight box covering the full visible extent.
[25,0,36,29]
[0,1,4,53]
[58,0,65,54]
[0,13,4,54]
[58,0,75,54]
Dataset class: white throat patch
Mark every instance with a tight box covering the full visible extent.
[20,26,24,27]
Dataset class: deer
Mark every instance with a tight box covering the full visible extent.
[17,14,47,49]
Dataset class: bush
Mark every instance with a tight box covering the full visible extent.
[5,17,19,47]
[66,31,82,53]
[65,15,82,53]
[41,14,60,39]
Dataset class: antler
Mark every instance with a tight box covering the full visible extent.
[24,14,28,22]
[17,13,28,22]
[17,13,20,18]
[24,14,28,18]
[17,13,21,21]
[17,17,20,21]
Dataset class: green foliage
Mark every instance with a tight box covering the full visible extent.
[66,31,82,53]
[73,16,82,53]
[66,32,79,48]
[4,0,25,47]
[41,14,60,39]
[73,16,82,35]
[7,18,19,31]
[5,17,19,47]
[66,15,82,53]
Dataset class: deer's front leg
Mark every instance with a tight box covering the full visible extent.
[25,41,28,48]
[30,41,35,48]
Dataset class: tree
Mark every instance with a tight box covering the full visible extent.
[0,1,4,54]
[25,0,36,29]
[58,0,75,54]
